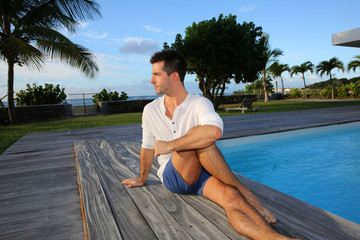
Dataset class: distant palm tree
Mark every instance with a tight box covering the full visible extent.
[347,55,360,73]
[0,0,101,123]
[269,62,290,96]
[290,61,314,99]
[316,57,344,99]
[260,34,283,102]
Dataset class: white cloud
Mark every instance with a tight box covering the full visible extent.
[280,54,302,61]
[239,5,257,13]
[144,25,162,33]
[119,38,160,55]
[83,30,108,39]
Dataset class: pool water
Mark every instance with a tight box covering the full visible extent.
[217,122,360,224]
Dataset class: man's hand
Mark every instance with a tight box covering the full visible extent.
[154,140,172,156]
[121,178,145,188]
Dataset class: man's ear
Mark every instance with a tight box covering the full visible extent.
[170,72,180,82]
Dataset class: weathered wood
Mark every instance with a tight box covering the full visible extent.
[75,141,122,240]
[107,140,235,239]
[83,140,159,240]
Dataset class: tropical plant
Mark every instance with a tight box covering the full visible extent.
[347,55,360,73]
[336,84,350,98]
[290,61,314,99]
[16,83,66,106]
[0,0,101,123]
[349,81,360,97]
[166,14,266,109]
[316,57,344,99]
[269,62,290,96]
[92,89,128,105]
[289,88,302,98]
[260,34,283,102]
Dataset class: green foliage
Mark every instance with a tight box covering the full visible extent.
[16,83,66,106]
[336,84,350,98]
[289,88,302,98]
[320,86,335,98]
[92,89,128,104]
[349,81,360,97]
[168,14,266,108]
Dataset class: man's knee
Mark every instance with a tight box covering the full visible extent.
[222,185,247,210]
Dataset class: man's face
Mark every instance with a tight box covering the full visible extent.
[150,61,171,95]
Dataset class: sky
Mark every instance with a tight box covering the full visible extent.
[1,0,360,98]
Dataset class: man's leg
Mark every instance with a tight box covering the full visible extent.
[202,177,293,240]
[171,150,295,240]
[196,144,276,223]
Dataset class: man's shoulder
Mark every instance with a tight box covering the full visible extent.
[144,96,163,109]
[143,96,164,117]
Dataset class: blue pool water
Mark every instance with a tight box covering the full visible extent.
[217,122,360,224]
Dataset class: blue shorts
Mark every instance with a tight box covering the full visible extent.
[163,159,212,197]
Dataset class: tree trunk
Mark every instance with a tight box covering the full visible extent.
[280,76,284,96]
[302,74,307,99]
[263,72,269,102]
[330,73,334,100]
[7,58,17,124]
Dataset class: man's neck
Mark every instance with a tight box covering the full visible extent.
[164,88,188,119]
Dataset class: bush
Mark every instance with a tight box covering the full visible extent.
[349,81,360,98]
[16,83,66,106]
[336,84,350,98]
[92,89,128,105]
[289,88,302,98]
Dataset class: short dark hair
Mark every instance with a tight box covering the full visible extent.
[150,50,187,83]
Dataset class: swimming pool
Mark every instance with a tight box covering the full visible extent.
[217,121,360,225]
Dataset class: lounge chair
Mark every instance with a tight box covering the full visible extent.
[225,98,258,113]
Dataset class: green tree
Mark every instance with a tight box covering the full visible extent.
[93,89,128,105]
[16,83,66,106]
[269,62,290,96]
[260,34,283,102]
[316,57,344,99]
[0,0,101,123]
[290,61,314,99]
[167,14,266,109]
[347,55,360,73]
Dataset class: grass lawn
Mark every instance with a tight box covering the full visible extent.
[1,100,360,154]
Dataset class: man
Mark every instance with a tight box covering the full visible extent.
[122,50,296,240]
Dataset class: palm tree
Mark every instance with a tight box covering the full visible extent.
[347,55,360,73]
[260,34,283,102]
[0,0,101,123]
[316,57,344,100]
[269,62,290,96]
[290,61,314,99]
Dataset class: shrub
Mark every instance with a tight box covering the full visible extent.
[16,83,66,106]
[336,84,350,98]
[349,81,360,98]
[92,89,128,105]
[289,88,302,98]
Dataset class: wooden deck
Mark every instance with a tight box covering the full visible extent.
[1,105,360,239]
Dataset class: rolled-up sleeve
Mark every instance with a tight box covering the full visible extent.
[197,98,223,133]
[141,105,155,149]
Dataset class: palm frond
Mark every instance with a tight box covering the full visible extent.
[33,27,98,77]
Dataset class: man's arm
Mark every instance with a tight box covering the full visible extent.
[121,147,154,188]
[154,125,222,156]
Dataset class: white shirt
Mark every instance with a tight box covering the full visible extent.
[141,93,223,182]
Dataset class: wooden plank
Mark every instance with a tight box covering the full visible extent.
[108,140,237,239]
[83,140,158,240]
[74,140,122,240]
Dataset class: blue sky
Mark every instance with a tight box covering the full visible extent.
[1,0,359,98]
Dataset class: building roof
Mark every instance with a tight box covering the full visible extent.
[332,28,360,48]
